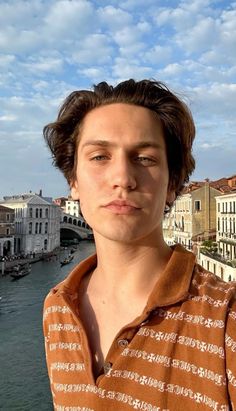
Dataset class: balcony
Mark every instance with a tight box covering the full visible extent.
[200,249,236,268]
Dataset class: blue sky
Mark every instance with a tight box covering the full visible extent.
[0,0,235,199]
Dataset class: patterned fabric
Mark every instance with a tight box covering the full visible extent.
[43,244,236,411]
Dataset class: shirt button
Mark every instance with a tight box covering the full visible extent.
[118,339,129,348]
[103,362,112,374]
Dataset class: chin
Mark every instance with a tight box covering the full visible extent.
[94,224,157,244]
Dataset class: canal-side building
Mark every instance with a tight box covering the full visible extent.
[216,192,236,261]
[0,205,15,257]
[53,197,67,212]
[163,181,222,250]
[0,193,61,255]
[199,191,236,282]
[65,197,81,217]
[54,196,82,218]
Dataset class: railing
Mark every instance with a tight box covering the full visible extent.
[200,249,236,268]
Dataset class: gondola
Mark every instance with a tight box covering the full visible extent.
[11,265,31,280]
[60,254,74,267]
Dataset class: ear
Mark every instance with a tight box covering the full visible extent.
[70,180,80,200]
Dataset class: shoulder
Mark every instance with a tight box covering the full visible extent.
[189,263,236,310]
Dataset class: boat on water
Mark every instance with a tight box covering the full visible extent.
[60,254,74,267]
[11,264,31,280]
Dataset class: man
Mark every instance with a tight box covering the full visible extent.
[43,79,236,411]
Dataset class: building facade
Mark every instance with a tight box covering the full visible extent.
[65,198,81,217]
[163,182,221,250]
[0,205,15,257]
[216,192,236,261]
[0,194,61,254]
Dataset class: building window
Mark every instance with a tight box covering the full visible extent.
[39,222,42,234]
[6,228,10,235]
[194,200,201,211]
[35,222,38,234]
[29,208,33,218]
[29,222,32,234]
[6,213,10,221]
[39,208,42,218]
[44,239,48,251]
[36,208,39,218]
[45,208,48,218]
[45,222,48,234]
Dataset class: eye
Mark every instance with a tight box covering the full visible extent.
[90,154,109,161]
[135,156,156,165]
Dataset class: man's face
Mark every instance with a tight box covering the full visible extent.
[71,103,175,245]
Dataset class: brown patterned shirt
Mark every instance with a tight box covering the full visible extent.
[43,245,236,411]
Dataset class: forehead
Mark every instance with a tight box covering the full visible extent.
[79,103,164,144]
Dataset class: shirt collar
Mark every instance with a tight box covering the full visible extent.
[145,244,196,310]
[53,244,196,308]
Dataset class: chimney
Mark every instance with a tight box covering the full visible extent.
[39,189,42,197]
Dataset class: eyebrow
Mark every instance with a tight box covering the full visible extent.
[80,139,163,150]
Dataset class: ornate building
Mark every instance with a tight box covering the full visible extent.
[0,205,15,257]
[0,193,61,254]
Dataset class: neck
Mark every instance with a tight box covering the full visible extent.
[90,233,173,300]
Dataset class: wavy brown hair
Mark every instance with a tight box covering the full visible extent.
[43,79,195,198]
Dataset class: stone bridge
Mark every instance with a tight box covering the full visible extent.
[61,213,93,240]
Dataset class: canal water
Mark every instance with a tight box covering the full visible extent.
[0,241,95,411]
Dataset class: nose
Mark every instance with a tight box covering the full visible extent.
[110,155,137,191]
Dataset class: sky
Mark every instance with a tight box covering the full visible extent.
[0,0,235,199]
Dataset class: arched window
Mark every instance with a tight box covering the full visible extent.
[29,222,32,234]
[44,239,48,251]
[36,208,39,218]
[45,222,48,234]
[45,208,49,218]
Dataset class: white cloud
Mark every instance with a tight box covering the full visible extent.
[119,0,158,10]
[0,115,17,122]
[0,54,16,67]
[71,33,113,65]
[192,82,236,119]
[112,57,153,80]
[0,0,44,29]
[98,5,133,29]
[0,27,42,53]
[175,17,220,54]
[44,0,95,39]
[78,66,110,83]
[144,45,172,65]
[21,56,64,75]
[114,24,150,47]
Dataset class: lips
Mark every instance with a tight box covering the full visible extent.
[103,200,141,214]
